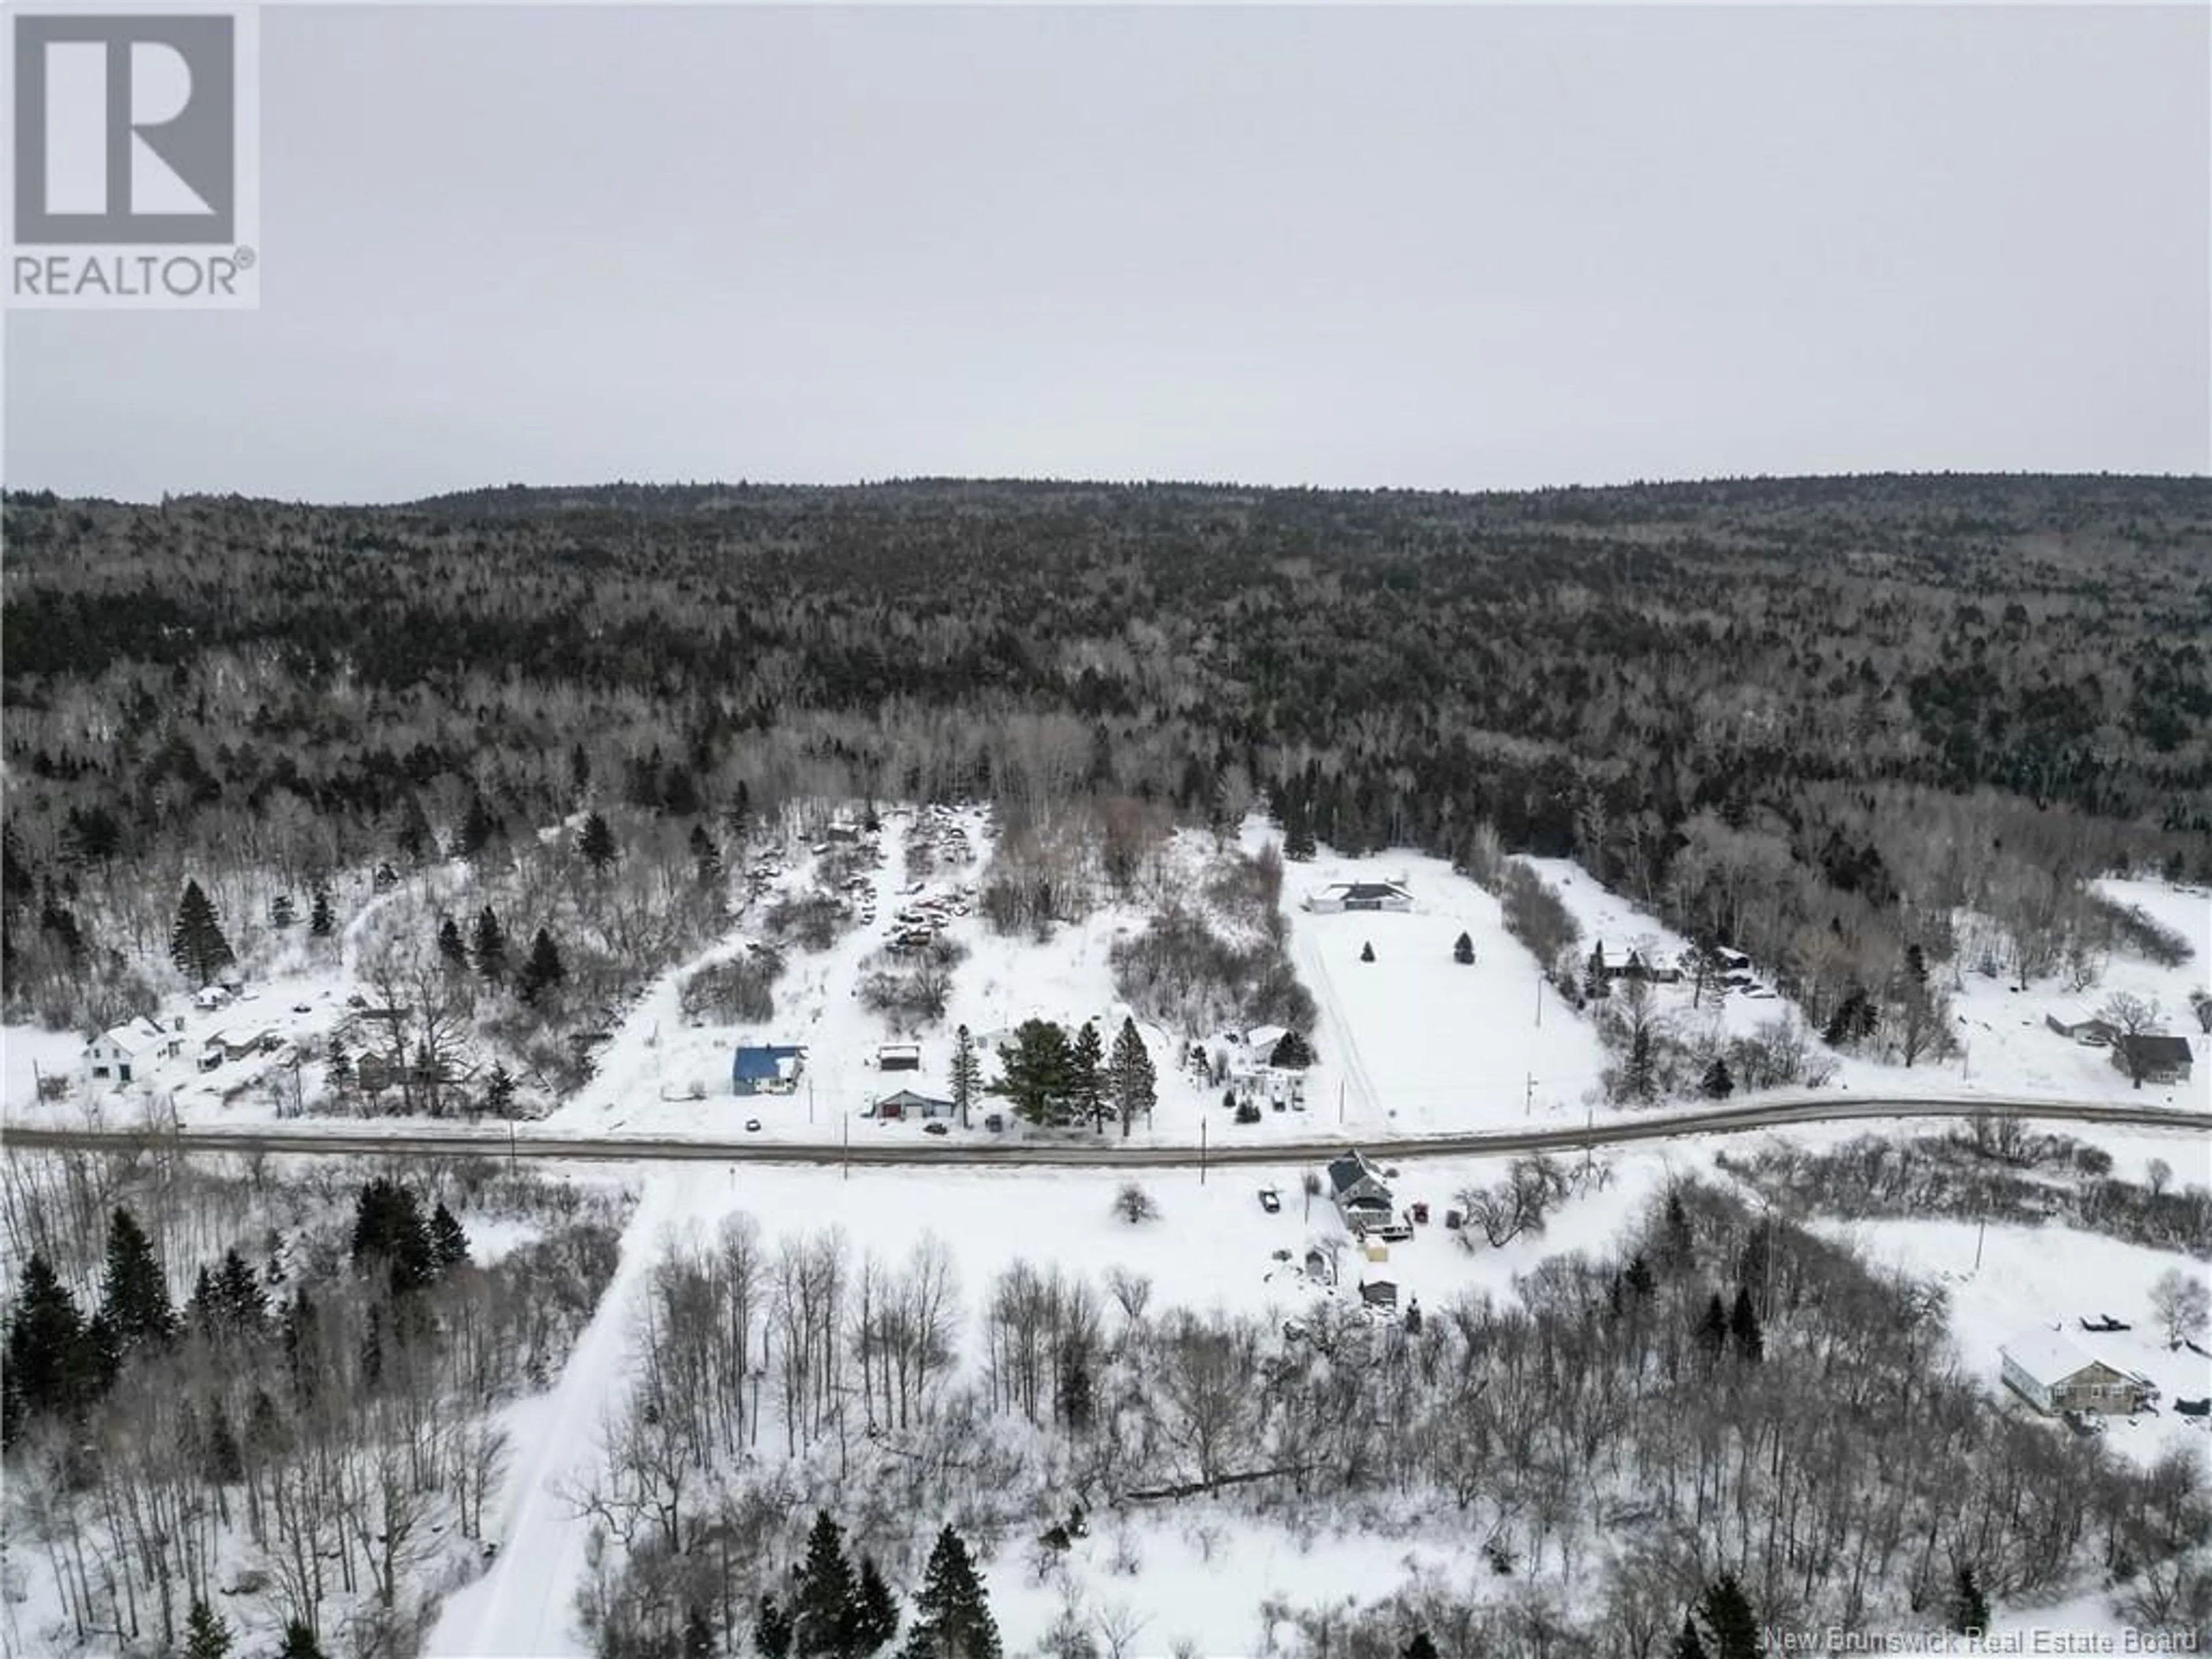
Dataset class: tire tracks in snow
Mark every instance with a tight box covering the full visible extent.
[423,1168,689,1658]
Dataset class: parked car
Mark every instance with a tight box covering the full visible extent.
[984,1113,1005,1132]
[1258,1186,1282,1213]
[293,1003,312,1014]
[923,1122,950,1137]
[744,1118,762,1133]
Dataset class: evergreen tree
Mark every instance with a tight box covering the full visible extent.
[1949,1565,1990,1635]
[690,823,724,887]
[1626,1024,1656,1103]
[430,1202,471,1269]
[1695,1291,1729,1358]
[472,906,508,984]
[5,1252,91,1431]
[309,887,335,937]
[756,1593,794,1659]
[482,1061,518,1119]
[203,1406,245,1483]
[326,1046,353,1095]
[1586,939,1609,1000]
[169,879,236,987]
[350,1178,437,1294]
[1905,942,1929,988]
[899,1524,1001,1659]
[1696,1573,1760,1659]
[517,928,566,1007]
[1453,931,1475,965]
[277,1620,326,1659]
[988,1020,1074,1126]
[1359,940,1376,963]
[1108,1018,1156,1137]
[1672,1614,1709,1659]
[184,1597,234,1659]
[1624,1253,1656,1300]
[100,1206,175,1352]
[1729,1285,1764,1363]
[791,1510,860,1658]
[579,810,619,874]
[683,1601,718,1659]
[949,1027,981,1130]
[197,1247,267,1337]
[1069,1021,1107,1131]
[456,792,500,860]
[1269,1030,1315,1069]
[1661,1191,1695,1272]
[854,1555,900,1652]
[437,915,470,974]
[1701,1056,1734,1100]
[1404,1637,1439,1659]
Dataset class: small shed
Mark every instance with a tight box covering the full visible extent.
[877,1041,922,1073]
[1305,881,1413,915]
[1358,1279,1398,1312]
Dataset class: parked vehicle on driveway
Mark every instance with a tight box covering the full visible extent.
[1258,1185,1282,1213]
[923,1122,949,1136]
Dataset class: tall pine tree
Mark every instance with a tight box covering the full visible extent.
[1696,1573,1760,1659]
[949,1027,981,1130]
[184,1598,234,1659]
[853,1555,900,1653]
[518,929,566,1007]
[1069,1021,1106,1131]
[791,1510,860,1658]
[900,1525,1001,1659]
[472,907,508,984]
[1108,1017,1157,1138]
[100,1206,175,1353]
[4,1252,92,1435]
[170,879,235,987]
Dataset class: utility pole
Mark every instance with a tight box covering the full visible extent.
[1338,1079,1346,1125]
[1525,1073,1535,1118]
[1974,1214,1986,1272]
[1200,1118,1207,1186]
[1535,975,1543,1028]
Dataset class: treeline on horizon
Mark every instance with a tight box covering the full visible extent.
[3,472,2209,1035]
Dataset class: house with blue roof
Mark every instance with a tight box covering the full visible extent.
[732,1043,806,1096]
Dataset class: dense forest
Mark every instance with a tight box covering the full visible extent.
[5,474,2209,1060]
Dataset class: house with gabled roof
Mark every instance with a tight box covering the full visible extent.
[1326,1149,1394,1228]
[2001,1328,2153,1416]
[732,1043,806,1096]
[1305,881,1413,915]
[82,1016,184,1090]
[2112,1035,2193,1086]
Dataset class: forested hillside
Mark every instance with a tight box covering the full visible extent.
[6,474,2209,1043]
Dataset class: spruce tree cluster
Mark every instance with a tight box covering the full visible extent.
[900,1524,1000,1659]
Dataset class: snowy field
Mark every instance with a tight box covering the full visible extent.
[412,1118,2211,1657]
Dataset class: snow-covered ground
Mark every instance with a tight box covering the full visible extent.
[1830,1215,2212,1469]
[1529,857,2210,1113]
[10,816,2202,1147]
[410,1113,2210,1655]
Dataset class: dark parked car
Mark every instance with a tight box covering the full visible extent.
[1258,1186,1282,1213]
[923,1121,950,1136]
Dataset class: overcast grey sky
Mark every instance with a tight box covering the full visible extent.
[4,4,2206,501]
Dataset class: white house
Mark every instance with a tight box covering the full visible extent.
[82,1017,185,1090]
[1326,1149,1395,1228]
[2000,1328,2153,1416]
[1304,880,1413,914]
[193,986,232,1013]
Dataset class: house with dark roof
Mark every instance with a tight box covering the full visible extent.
[1305,881,1413,915]
[732,1043,806,1096]
[1326,1150,1394,1228]
[2112,1034,2193,1085]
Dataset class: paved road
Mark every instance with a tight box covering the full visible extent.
[5,1094,2204,1168]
